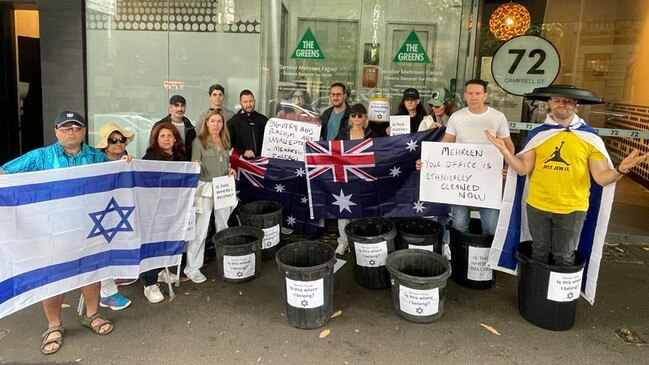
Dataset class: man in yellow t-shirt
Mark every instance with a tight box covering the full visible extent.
[485,86,647,266]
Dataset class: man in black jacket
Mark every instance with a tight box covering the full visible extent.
[153,94,196,160]
[319,82,352,141]
[227,90,268,158]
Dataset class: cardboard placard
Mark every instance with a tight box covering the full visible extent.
[212,175,237,210]
[261,118,321,161]
[419,142,503,209]
[389,115,410,136]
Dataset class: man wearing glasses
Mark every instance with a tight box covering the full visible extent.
[320,82,352,141]
[0,111,114,355]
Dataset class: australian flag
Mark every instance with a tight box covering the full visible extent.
[305,129,448,219]
[230,149,320,235]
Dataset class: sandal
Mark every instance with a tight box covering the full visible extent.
[81,312,113,335]
[41,324,65,355]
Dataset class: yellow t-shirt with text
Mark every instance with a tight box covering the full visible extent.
[527,131,606,214]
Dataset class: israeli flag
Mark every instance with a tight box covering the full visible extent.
[487,115,615,304]
[0,160,199,319]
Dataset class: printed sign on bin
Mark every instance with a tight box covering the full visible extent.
[285,277,324,309]
[354,241,388,267]
[223,253,255,280]
[399,286,439,316]
[262,224,280,249]
[547,269,583,302]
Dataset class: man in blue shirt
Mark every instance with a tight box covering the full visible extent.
[1,111,114,355]
[319,82,352,141]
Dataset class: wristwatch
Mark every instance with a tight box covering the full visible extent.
[615,165,628,175]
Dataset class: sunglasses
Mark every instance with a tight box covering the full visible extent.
[108,137,128,144]
[350,113,365,118]
[57,125,83,133]
[432,104,444,108]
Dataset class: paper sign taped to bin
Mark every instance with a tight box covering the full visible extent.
[389,115,410,136]
[212,175,237,210]
[399,286,439,316]
[408,244,436,252]
[354,241,388,267]
[467,246,493,281]
[419,142,503,209]
[547,269,583,302]
[285,277,324,309]
[262,224,280,249]
[223,253,255,279]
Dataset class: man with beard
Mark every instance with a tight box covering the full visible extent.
[153,94,196,160]
[485,85,647,266]
[227,89,268,158]
[320,82,352,141]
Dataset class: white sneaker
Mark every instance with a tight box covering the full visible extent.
[157,270,178,284]
[186,270,207,284]
[144,284,164,303]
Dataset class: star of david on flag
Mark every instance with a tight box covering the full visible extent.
[87,197,135,243]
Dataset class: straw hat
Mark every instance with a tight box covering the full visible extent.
[96,122,135,149]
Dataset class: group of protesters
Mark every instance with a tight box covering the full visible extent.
[1,79,647,355]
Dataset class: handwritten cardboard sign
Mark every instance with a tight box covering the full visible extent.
[261,118,321,161]
[212,175,237,210]
[389,115,410,136]
[419,142,503,209]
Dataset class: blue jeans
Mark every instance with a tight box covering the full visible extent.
[451,205,498,235]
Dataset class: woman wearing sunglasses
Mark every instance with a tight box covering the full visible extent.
[94,122,135,311]
[333,103,376,255]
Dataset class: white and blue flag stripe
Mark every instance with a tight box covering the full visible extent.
[0,160,199,319]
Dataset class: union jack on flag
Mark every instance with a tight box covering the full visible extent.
[230,149,268,188]
[305,139,376,182]
[304,129,448,220]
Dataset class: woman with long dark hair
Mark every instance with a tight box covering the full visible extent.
[396,88,426,132]
[140,123,186,303]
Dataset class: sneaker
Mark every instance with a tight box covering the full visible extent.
[114,278,137,286]
[144,284,164,303]
[100,293,132,310]
[335,238,349,255]
[157,270,178,284]
[185,270,207,284]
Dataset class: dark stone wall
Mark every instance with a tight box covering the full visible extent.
[39,0,85,145]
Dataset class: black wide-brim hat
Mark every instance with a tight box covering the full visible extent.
[524,85,605,104]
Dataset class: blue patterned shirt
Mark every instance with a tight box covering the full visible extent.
[1,142,108,173]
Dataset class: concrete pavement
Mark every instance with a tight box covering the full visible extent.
[1,176,648,364]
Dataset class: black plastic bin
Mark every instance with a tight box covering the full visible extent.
[386,249,452,323]
[395,218,444,253]
[449,218,495,289]
[276,241,336,329]
[212,226,264,283]
[239,200,283,261]
[516,241,585,331]
[345,218,396,290]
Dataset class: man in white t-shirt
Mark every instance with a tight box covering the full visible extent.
[441,79,515,235]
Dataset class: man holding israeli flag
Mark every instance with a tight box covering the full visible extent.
[0,111,199,355]
[485,86,647,304]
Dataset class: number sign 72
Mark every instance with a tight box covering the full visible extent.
[507,49,546,75]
